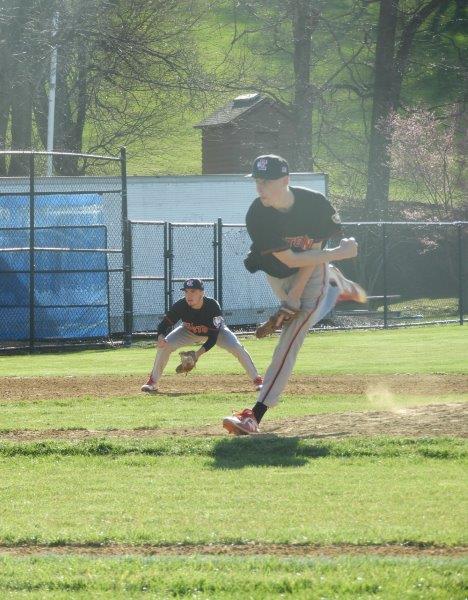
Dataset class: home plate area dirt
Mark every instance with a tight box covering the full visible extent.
[0,373,466,441]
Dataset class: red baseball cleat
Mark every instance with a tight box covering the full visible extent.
[223,408,260,435]
[141,376,158,393]
[330,265,367,304]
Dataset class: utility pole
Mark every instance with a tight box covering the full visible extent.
[47,11,59,176]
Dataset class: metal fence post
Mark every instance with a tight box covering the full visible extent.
[217,218,223,309]
[120,147,132,347]
[167,223,174,308]
[124,220,133,346]
[382,223,388,329]
[163,222,169,313]
[458,223,464,325]
[29,153,35,352]
[213,222,218,301]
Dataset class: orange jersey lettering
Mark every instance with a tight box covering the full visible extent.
[183,322,209,335]
[284,235,316,250]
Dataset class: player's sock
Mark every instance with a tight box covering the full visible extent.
[252,402,268,424]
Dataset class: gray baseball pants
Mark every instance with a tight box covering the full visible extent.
[149,325,259,384]
[257,264,339,407]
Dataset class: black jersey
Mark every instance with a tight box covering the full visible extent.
[244,187,341,278]
[157,296,223,352]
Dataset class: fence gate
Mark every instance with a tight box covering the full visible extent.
[130,221,222,334]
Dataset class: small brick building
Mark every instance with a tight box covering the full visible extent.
[194,93,294,174]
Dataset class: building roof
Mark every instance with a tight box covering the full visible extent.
[195,93,284,128]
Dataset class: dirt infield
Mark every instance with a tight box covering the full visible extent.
[1,402,466,442]
[1,373,466,441]
[0,542,466,558]
[1,373,467,401]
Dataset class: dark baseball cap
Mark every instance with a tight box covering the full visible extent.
[181,278,204,291]
[247,154,289,180]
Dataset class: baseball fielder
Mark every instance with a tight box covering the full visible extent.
[222,154,366,434]
[141,278,263,392]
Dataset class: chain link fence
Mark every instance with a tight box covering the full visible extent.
[130,221,166,334]
[333,222,467,328]
[0,150,131,352]
[130,219,467,335]
[1,157,465,353]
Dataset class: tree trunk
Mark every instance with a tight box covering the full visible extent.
[366,0,448,215]
[73,49,89,151]
[8,79,33,176]
[5,0,34,176]
[291,0,319,171]
[0,11,11,174]
[365,0,399,217]
[393,0,448,105]
[0,65,11,176]
[53,63,79,175]
[453,100,467,195]
[33,83,49,150]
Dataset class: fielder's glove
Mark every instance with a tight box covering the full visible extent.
[255,306,300,339]
[175,350,197,374]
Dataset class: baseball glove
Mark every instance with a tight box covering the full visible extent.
[255,306,300,339]
[175,350,197,374]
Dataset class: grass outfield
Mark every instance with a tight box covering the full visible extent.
[0,325,466,598]
[0,438,466,546]
[0,556,466,599]
[0,325,467,377]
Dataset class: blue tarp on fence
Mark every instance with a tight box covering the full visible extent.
[0,194,109,341]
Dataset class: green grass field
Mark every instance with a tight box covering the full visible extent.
[1,325,466,377]
[0,325,466,598]
[1,555,465,599]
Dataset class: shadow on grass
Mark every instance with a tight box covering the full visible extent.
[211,435,331,469]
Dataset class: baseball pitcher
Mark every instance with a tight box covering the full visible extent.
[222,154,366,435]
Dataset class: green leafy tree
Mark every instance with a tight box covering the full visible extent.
[365,0,463,215]
[0,0,214,175]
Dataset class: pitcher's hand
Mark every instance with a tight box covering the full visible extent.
[336,237,358,260]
